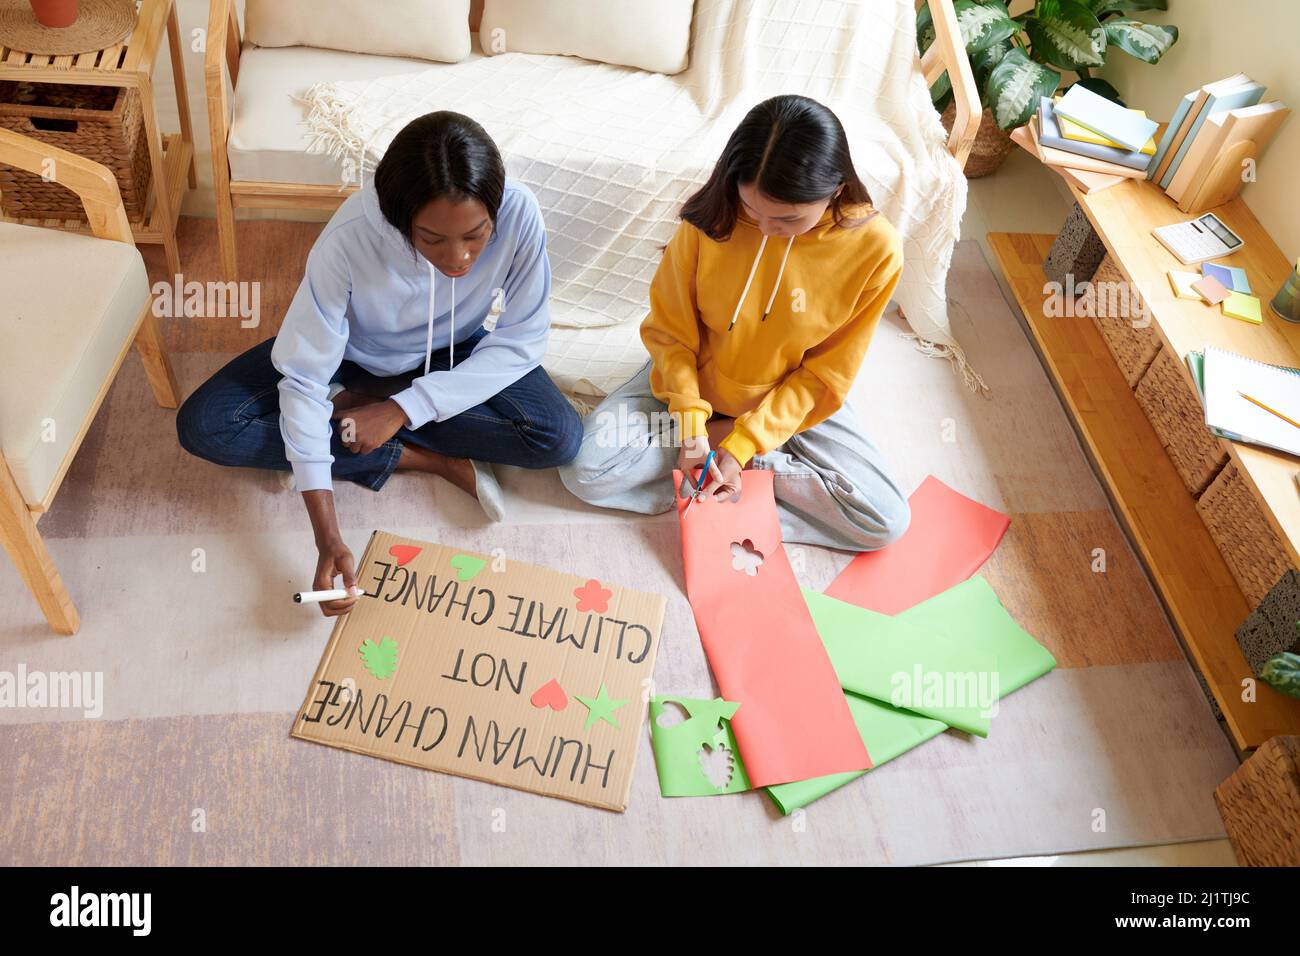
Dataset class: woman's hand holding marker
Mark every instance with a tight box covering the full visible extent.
[313,537,359,618]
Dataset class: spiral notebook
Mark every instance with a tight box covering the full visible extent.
[1202,345,1300,457]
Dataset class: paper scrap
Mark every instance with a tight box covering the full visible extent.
[825,476,1009,614]
[649,696,752,796]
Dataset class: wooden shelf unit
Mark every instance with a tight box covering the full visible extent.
[0,0,195,272]
[990,231,1300,751]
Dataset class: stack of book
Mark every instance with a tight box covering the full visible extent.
[1150,74,1289,212]
[1011,84,1161,194]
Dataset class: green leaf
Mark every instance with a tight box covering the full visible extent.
[1070,76,1125,106]
[1104,17,1178,63]
[985,47,1062,129]
[917,1,935,53]
[359,636,399,680]
[1261,652,1300,699]
[1086,0,1168,17]
[971,37,1012,89]
[1025,0,1106,70]
[931,70,953,109]
[954,0,1018,53]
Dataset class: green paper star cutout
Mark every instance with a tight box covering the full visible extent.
[575,683,627,729]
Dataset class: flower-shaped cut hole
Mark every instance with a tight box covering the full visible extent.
[729,539,764,576]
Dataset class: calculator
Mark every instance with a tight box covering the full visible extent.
[1152,212,1246,265]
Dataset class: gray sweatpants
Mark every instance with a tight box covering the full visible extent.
[558,361,910,552]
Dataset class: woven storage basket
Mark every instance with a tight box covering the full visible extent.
[1084,255,1160,387]
[0,80,150,222]
[1214,735,1300,866]
[1197,460,1294,607]
[941,104,1014,178]
[1135,346,1228,495]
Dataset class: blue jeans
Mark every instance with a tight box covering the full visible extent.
[176,332,582,490]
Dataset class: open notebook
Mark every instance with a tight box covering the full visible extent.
[1202,345,1300,457]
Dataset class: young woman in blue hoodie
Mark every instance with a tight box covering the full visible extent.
[177,112,581,617]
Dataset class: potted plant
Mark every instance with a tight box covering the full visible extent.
[919,0,1180,177]
[28,0,79,29]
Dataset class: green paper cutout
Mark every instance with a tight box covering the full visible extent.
[358,636,399,680]
[449,553,487,581]
[802,589,999,736]
[766,575,1057,814]
[575,683,627,729]
[649,696,752,796]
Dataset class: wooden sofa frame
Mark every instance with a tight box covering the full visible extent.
[204,0,981,282]
[0,128,179,635]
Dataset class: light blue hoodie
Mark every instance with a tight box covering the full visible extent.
[270,177,551,491]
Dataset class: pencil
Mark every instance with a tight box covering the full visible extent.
[1239,391,1300,431]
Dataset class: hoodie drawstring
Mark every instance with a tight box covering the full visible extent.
[424,261,456,375]
[727,234,795,331]
[762,235,795,321]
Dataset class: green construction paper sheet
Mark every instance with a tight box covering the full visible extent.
[897,576,1057,698]
[766,692,946,814]
[802,589,999,736]
[764,575,1057,814]
[649,697,752,796]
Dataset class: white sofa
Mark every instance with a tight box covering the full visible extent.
[206,0,979,396]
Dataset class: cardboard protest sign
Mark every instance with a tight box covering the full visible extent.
[292,530,666,811]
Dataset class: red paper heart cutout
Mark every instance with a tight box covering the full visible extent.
[530,679,568,711]
[388,544,422,567]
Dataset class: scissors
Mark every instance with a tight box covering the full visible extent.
[681,450,716,518]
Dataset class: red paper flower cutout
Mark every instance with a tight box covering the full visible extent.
[573,578,613,614]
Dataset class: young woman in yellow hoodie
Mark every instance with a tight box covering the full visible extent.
[560,94,910,550]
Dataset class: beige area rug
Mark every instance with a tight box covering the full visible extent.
[0,237,1237,864]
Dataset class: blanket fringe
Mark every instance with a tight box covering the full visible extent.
[900,333,990,395]
[299,82,377,179]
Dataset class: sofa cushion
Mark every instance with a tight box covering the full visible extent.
[0,223,149,506]
[480,0,695,75]
[229,44,488,186]
[245,0,472,63]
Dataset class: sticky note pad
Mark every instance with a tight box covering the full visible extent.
[1168,270,1203,300]
[1203,262,1251,293]
[1222,291,1263,325]
[1193,275,1231,305]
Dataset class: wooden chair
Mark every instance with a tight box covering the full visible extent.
[204,0,981,282]
[0,127,179,634]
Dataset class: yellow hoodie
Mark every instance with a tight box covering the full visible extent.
[640,205,904,465]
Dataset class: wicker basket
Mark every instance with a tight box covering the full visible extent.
[1084,255,1159,386]
[0,80,151,222]
[1135,346,1228,495]
[940,103,1014,178]
[1197,460,1295,607]
[1214,735,1300,866]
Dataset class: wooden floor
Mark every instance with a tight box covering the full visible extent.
[989,231,1300,750]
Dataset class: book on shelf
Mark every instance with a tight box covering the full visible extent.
[1168,101,1290,208]
[1156,74,1266,189]
[1055,102,1157,155]
[1027,116,1147,179]
[1037,98,1153,171]
[1053,83,1159,152]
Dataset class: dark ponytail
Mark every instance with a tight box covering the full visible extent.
[374,111,506,242]
[681,94,871,241]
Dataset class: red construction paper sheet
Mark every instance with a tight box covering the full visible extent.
[675,470,872,787]
[824,476,1010,614]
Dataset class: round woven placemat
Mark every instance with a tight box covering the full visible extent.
[0,0,136,56]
